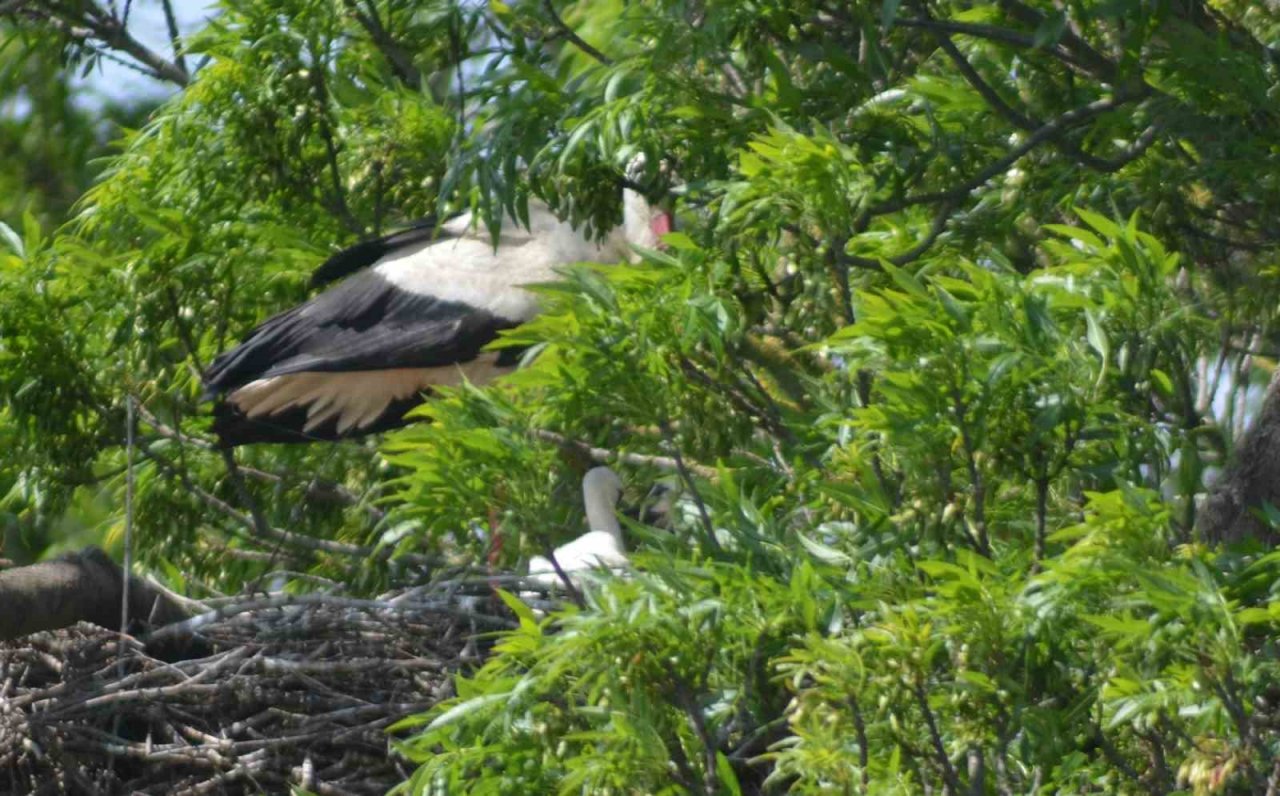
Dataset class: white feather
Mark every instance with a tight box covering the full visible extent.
[230,354,507,433]
[526,467,628,589]
[376,203,634,321]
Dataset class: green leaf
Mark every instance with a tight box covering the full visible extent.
[1149,368,1173,396]
[495,587,542,632]
[1084,307,1109,390]
[716,752,743,796]
[1235,607,1272,626]
[0,221,23,258]
[1073,207,1123,240]
[796,532,852,564]
[420,691,513,733]
[1082,613,1149,637]
[880,259,930,301]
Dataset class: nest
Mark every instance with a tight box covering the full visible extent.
[0,588,515,795]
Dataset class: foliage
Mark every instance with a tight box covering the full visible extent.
[0,26,158,561]
[5,0,1280,793]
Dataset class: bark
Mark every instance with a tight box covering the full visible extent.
[0,546,188,641]
[1199,369,1280,546]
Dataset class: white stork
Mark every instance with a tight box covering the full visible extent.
[203,183,670,446]
[527,466,628,589]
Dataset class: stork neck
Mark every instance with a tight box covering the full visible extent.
[584,487,623,542]
[622,188,659,251]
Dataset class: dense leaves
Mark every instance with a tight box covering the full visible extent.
[5,0,1280,793]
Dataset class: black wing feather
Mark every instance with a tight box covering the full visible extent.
[203,270,519,396]
[308,219,444,288]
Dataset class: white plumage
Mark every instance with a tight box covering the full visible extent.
[372,204,637,321]
[204,181,671,445]
[527,467,628,588]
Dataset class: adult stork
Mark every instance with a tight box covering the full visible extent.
[203,179,671,446]
[526,466,628,589]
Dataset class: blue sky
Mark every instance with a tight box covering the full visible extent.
[73,1,213,106]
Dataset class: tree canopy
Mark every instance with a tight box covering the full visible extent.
[5,0,1280,793]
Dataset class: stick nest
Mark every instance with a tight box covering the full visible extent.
[0,588,506,795]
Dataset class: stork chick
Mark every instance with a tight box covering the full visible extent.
[527,467,627,589]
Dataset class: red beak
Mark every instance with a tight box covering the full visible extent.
[650,211,673,245]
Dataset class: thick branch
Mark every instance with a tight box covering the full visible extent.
[531,428,719,480]
[0,547,188,641]
[1199,367,1280,545]
[29,2,191,86]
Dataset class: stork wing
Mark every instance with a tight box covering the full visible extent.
[202,203,597,445]
[209,266,523,386]
[307,219,444,288]
[204,266,523,445]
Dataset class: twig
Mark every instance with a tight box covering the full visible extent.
[544,550,585,608]
[541,0,612,65]
[848,695,870,788]
[915,677,963,794]
[343,0,421,89]
[674,677,719,796]
[530,428,719,480]
[148,592,516,642]
[159,0,189,80]
[140,444,411,562]
[307,60,362,236]
[1094,726,1159,795]
[119,395,136,666]
[219,448,277,554]
[659,420,723,554]
[876,92,1147,217]
[30,2,190,86]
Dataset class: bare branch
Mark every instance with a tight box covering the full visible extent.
[159,0,189,80]
[542,0,612,65]
[21,1,191,86]
[148,591,515,643]
[531,428,719,480]
[659,420,723,555]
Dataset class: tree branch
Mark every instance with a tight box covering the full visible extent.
[660,420,723,555]
[530,428,719,480]
[541,0,612,65]
[343,0,421,89]
[159,0,189,81]
[914,677,963,794]
[22,1,191,86]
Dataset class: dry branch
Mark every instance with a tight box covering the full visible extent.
[0,579,497,794]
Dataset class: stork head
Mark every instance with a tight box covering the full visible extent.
[583,466,624,506]
[622,153,675,253]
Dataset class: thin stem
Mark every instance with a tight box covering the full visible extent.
[544,550,585,608]
[531,428,718,479]
[1033,476,1049,564]
[541,0,612,65]
[159,0,188,80]
[118,394,135,669]
[660,420,723,554]
[914,676,962,794]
